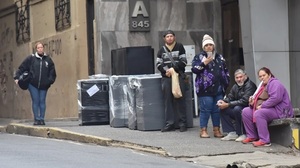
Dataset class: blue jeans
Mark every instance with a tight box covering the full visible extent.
[28,84,48,121]
[199,94,223,128]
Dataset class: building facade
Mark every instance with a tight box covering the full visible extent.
[0,0,299,119]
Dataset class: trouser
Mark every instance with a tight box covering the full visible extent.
[199,93,223,128]
[28,84,48,121]
[161,76,186,127]
[242,107,279,143]
[220,106,245,135]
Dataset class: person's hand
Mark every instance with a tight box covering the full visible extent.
[257,105,261,110]
[249,96,254,106]
[165,69,172,78]
[14,79,19,84]
[217,100,228,110]
[203,56,213,65]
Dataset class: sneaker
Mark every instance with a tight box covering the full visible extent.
[40,120,45,125]
[242,137,258,144]
[235,134,246,142]
[33,120,39,125]
[221,132,238,141]
[252,140,271,147]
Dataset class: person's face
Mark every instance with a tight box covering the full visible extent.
[164,34,175,45]
[36,43,44,54]
[235,73,246,86]
[258,70,271,85]
[204,44,214,52]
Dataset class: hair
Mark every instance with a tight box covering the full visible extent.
[234,69,246,76]
[258,67,275,78]
[35,42,44,49]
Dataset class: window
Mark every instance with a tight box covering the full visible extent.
[15,0,30,43]
[55,0,71,31]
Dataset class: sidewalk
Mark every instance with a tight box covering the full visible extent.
[1,118,300,168]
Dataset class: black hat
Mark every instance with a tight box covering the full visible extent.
[163,30,175,37]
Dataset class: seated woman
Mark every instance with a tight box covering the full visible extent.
[241,67,294,147]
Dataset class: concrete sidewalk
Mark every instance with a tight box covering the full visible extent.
[1,118,300,168]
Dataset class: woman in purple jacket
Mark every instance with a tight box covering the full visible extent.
[241,67,294,147]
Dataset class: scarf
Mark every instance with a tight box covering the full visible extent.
[165,42,176,51]
[252,84,266,122]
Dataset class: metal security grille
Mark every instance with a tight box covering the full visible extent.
[15,0,30,44]
[55,0,71,31]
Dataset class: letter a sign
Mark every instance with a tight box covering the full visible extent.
[129,0,150,32]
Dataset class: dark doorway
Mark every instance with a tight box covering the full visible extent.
[221,0,243,89]
[86,0,95,75]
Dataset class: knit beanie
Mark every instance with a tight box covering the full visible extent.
[202,34,215,49]
[163,30,175,37]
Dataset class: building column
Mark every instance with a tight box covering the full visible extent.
[239,0,290,93]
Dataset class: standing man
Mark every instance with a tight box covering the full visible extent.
[156,30,188,132]
[217,69,256,141]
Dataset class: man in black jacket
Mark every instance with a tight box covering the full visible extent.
[156,30,187,132]
[217,69,256,141]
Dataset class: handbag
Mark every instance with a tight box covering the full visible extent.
[169,68,182,98]
[17,54,35,90]
[18,71,31,90]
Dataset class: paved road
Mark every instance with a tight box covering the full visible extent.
[1,118,300,168]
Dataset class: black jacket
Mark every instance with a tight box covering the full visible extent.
[156,42,187,77]
[224,77,257,107]
[14,53,56,90]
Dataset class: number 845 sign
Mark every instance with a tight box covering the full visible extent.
[129,0,150,32]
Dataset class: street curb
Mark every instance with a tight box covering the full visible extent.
[4,123,169,156]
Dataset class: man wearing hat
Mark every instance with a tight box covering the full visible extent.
[191,34,230,138]
[156,30,188,132]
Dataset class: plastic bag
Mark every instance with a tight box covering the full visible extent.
[170,68,182,98]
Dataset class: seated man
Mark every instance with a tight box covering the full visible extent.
[217,69,256,141]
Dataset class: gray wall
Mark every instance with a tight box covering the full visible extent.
[289,0,300,107]
[94,0,222,75]
[239,0,291,94]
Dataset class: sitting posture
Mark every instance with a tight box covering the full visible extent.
[218,69,256,141]
[242,67,294,147]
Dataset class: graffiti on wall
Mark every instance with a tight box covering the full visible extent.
[0,51,13,105]
[32,39,62,57]
[0,26,14,51]
[44,39,62,57]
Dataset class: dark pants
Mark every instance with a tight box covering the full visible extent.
[161,76,186,127]
[220,106,245,135]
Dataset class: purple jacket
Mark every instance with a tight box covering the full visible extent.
[261,77,294,118]
[191,51,230,96]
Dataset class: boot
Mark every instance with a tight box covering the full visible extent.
[213,127,223,138]
[200,128,210,138]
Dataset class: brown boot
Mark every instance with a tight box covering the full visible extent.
[213,127,223,138]
[200,128,210,138]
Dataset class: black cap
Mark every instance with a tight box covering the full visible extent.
[163,30,175,37]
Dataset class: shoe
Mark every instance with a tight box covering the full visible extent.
[235,134,246,142]
[242,137,258,144]
[200,128,210,138]
[213,127,224,138]
[40,120,45,125]
[252,140,271,147]
[221,132,238,141]
[161,125,175,132]
[179,126,187,132]
[33,120,39,125]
